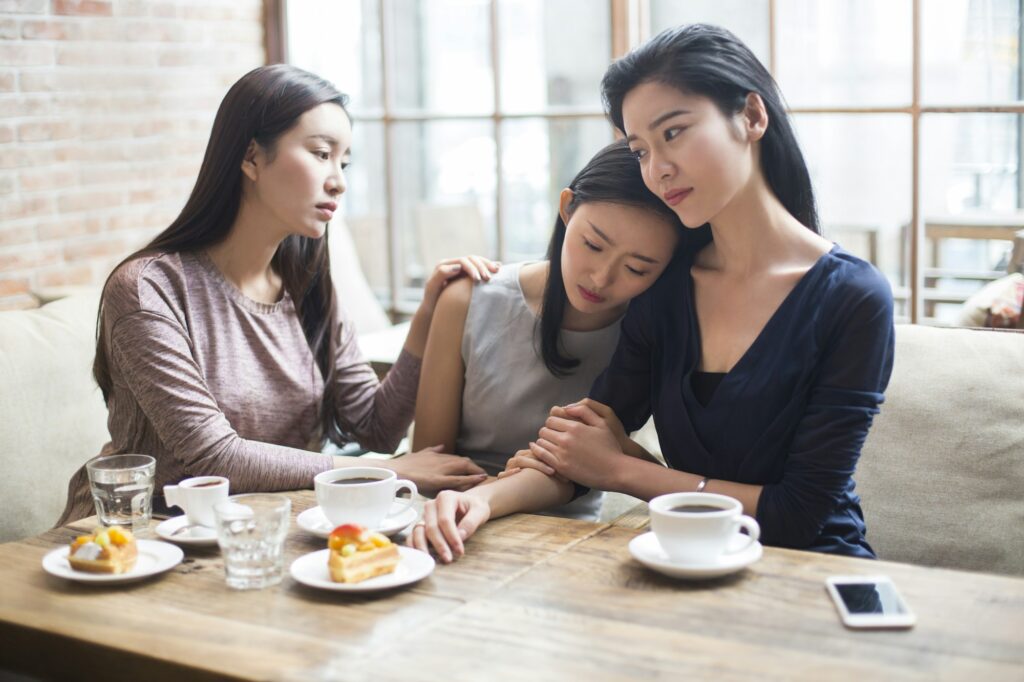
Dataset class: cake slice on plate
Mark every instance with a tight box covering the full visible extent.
[327,523,400,583]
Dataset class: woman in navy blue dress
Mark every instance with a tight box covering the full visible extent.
[412,24,893,561]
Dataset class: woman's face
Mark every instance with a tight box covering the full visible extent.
[243,102,352,240]
[560,198,679,315]
[621,81,756,228]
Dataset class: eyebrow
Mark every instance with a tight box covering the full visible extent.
[625,109,691,142]
[588,221,660,264]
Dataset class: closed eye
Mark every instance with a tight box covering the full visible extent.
[626,265,649,276]
[583,238,601,252]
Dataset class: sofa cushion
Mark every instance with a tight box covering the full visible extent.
[0,293,109,542]
[857,324,1024,576]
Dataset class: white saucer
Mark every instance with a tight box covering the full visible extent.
[289,546,434,593]
[42,539,184,584]
[296,503,418,539]
[154,516,219,546]
[628,531,763,580]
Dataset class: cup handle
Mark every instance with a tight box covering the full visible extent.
[163,485,182,510]
[725,515,761,554]
[387,479,418,517]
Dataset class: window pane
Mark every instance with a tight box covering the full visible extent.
[498,0,608,114]
[921,113,1023,324]
[794,114,912,319]
[389,0,493,115]
[390,121,497,294]
[341,122,389,299]
[501,118,613,262]
[922,0,1021,105]
[286,0,383,114]
[776,0,912,107]
[648,0,770,68]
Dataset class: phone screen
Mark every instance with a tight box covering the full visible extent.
[835,581,908,615]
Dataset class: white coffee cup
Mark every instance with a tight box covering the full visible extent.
[163,476,230,527]
[314,467,417,529]
[649,492,760,564]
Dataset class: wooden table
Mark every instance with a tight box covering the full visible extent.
[2,492,1022,681]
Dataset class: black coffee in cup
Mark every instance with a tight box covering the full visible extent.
[328,477,385,485]
[668,504,724,513]
[189,481,223,488]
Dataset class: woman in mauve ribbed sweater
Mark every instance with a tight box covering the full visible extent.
[58,65,495,526]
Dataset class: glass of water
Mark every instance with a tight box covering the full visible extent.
[213,494,291,590]
[85,454,156,533]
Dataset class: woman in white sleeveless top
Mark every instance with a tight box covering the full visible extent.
[410,141,683,558]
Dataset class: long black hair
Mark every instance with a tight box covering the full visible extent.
[94,64,353,445]
[601,23,820,233]
[538,140,681,377]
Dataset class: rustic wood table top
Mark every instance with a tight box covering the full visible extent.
[2,491,1022,681]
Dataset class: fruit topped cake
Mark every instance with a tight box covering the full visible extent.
[327,524,400,583]
[68,526,138,574]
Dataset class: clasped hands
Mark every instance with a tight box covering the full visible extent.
[498,398,631,490]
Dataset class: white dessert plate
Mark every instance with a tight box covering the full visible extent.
[154,515,219,546]
[296,503,418,539]
[290,546,434,593]
[42,539,184,584]
[629,531,763,580]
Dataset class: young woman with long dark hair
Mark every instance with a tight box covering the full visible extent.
[406,141,681,551]
[57,64,495,525]
[414,24,894,562]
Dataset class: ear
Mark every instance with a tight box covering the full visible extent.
[558,188,574,224]
[742,93,769,142]
[240,140,261,182]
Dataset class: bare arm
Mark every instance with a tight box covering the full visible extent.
[411,277,473,452]
[401,256,498,359]
[410,468,574,563]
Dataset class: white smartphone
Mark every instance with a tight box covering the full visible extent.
[825,575,916,629]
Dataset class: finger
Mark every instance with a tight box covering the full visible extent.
[564,403,603,427]
[537,426,567,449]
[467,255,493,281]
[422,499,453,563]
[510,454,554,476]
[576,397,611,418]
[548,405,569,419]
[529,441,560,469]
[407,522,427,551]
[455,501,489,542]
[450,474,488,492]
[435,493,465,555]
[455,257,483,282]
[456,459,487,476]
[496,467,521,479]
[427,444,446,452]
[543,416,580,433]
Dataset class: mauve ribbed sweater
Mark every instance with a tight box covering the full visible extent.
[57,251,419,526]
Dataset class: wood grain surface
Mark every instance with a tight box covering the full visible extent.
[1,492,1021,681]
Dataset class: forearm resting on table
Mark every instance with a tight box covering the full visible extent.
[469,469,573,519]
[614,456,763,518]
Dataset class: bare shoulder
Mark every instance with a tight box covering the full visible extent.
[435,276,474,318]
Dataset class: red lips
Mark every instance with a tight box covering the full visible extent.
[577,285,605,304]
[663,188,693,206]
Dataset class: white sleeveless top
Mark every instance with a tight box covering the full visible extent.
[457,262,621,520]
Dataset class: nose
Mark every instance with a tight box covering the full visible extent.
[326,164,347,196]
[590,259,615,289]
[648,146,675,183]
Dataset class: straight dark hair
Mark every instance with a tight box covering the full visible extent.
[94,64,353,445]
[538,140,681,377]
[601,23,820,233]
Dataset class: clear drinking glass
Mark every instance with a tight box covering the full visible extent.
[213,494,291,590]
[85,454,156,532]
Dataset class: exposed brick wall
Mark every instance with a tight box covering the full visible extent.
[0,0,265,309]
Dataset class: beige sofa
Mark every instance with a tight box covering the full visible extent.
[2,297,1022,575]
